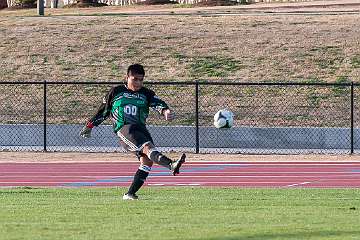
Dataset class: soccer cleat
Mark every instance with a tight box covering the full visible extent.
[171,153,186,176]
[122,193,139,200]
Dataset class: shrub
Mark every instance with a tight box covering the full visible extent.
[13,0,36,8]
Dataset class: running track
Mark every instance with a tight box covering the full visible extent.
[1,162,360,188]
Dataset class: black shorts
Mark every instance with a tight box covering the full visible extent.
[117,124,154,153]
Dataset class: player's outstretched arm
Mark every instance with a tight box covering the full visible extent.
[79,86,116,138]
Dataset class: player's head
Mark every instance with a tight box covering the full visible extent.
[127,64,145,77]
[126,64,145,91]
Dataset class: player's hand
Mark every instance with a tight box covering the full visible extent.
[79,125,92,138]
[164,109,174,121]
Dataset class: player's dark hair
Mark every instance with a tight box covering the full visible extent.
[127,64,145,76]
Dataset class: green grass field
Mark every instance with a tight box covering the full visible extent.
[1,187,360,240]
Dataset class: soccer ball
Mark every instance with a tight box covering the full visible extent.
[213,109,234,129]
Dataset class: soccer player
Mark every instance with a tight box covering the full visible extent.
[79,64,186,200]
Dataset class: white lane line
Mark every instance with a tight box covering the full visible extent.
[175,183,201,186]
[286,182,312,187]
[148,183,201,186]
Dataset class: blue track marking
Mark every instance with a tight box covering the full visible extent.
[62,163,248,187]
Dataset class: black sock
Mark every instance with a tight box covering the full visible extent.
[149,150,172,169]
[127,169,149,195]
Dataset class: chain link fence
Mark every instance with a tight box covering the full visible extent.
[0,81,359,154]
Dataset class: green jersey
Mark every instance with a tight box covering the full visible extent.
[89,85,169,132]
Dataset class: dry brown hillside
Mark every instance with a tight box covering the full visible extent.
[0,0,359,83]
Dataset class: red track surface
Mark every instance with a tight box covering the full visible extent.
[1,162,360,188]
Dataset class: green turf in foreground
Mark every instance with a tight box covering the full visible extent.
[0,187,360,240]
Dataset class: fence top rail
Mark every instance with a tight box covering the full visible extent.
[195,81,356,87]
[0,81,358,87]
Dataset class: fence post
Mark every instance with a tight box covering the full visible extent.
[351,82,354,154]
[43,80,47,152]
[195,81,199,154]
[37,0,44,16]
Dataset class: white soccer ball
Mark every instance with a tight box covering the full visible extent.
[213,109,234,129]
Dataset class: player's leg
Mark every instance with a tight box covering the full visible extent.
[123,154,153,200]
[142,142,171,169]
[118,124,155,200]
[118,124,186,200]
[119,124,185,174]
[142,143,186,176]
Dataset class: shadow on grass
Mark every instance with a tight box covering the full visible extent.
[195,230,360,240]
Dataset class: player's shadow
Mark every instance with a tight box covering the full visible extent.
[194,230,360,240]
